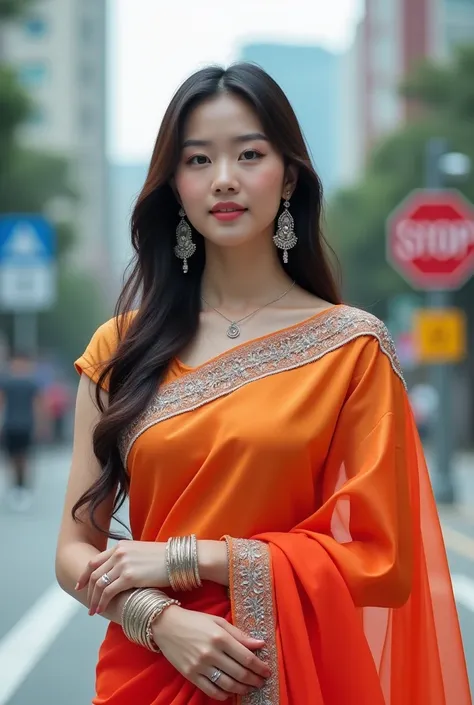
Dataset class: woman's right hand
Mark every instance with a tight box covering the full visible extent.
[152,606,271,701]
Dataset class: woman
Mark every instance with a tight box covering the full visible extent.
[55,63,470,704]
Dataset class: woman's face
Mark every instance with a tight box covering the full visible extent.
[174,93,293,249]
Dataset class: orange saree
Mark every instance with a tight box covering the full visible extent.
[75,305,471,705]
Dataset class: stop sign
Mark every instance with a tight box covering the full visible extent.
[386,189,474,290]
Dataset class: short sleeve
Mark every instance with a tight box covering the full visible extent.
[74,317,122,391]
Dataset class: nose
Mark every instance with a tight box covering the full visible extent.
[211,158,240,194]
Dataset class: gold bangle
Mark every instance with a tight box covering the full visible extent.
[122,588,180,652]
[166,535,202,591]
[145,597,181,652]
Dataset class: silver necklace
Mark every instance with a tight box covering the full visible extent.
[201,281,296,339]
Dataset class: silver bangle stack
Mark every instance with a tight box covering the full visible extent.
[121,588,181,652]
[166,534,202,592]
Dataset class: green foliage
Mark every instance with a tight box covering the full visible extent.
[401,45,474,120]
[0,0,36,19]
[39,268,110,371]
[0,148,77,214]
[0,66,32,165]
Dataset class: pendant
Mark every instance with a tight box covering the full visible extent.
[227,323,240,339]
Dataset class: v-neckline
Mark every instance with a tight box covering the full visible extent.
[174,304,344,374]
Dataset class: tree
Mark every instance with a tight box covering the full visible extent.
[39,268,109,367]
[0,0,36,20]
[0,66,31,167]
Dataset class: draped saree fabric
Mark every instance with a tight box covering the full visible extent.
[75,305,471,705]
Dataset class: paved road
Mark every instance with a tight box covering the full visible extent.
[0,445,472,704]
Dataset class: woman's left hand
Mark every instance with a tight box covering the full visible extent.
[75,540,169,616]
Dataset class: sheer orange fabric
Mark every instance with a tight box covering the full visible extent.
[75,305,471,705]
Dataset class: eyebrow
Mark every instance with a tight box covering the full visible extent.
[182,133,269,149]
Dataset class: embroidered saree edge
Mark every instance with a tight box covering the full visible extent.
[119,306,406,464]
[225,536,280,705]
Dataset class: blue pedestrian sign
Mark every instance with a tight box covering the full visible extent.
[0,214,56,311]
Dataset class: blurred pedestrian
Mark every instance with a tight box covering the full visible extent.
[409,381,439,441]
[55,64,469,705]
[0,350,43,511]
[44,376,72,444]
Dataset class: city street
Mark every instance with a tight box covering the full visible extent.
[0,445,473,704]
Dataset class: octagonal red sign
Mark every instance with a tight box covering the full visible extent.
[386,189,474,290]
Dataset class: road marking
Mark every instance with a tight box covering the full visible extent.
[443,524,474,562]
[452,574,474,613]
[0,584,80,705]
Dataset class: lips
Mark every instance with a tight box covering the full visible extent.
[210,201,248,222]
[210,202,247,213]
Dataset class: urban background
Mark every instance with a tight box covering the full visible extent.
[0,0,473,703]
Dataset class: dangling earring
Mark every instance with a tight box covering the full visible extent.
[174,208,196,274]
[273,193,297,264]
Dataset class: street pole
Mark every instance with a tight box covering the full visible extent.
[425,137,455,504]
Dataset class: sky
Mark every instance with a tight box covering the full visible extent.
[108,0,362,162]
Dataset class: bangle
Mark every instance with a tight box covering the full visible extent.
[122,588,181,652]
[166,534,202,592]
[145,599,179,652]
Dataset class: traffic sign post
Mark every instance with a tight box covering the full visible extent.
[0,214,56,354]
[386,139,474,504]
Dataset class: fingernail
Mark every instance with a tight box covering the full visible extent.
[74,582,80,590]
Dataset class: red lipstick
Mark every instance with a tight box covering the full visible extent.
[210,202,247,222]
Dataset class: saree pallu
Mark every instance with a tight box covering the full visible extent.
[75,305,471,705]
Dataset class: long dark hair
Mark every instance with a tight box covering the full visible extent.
[72,62,342,538]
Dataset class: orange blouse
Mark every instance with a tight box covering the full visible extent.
[75,305,470,705]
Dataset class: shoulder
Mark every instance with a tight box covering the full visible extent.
[334,305,396,351]
[331,305,405,387]
[74,311,137,388]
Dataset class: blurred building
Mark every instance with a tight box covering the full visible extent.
[108,162,148,293]
[1,0,109,280]
[239,43,339,195]
[338,0,474,185]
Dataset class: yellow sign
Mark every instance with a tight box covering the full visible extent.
[414,308,467,363]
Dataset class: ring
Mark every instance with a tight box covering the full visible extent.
[100,573,111,586]
[209,669,222,684]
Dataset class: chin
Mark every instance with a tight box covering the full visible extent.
[205,232,259,248]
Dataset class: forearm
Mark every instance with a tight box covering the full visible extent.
[55,540,132,624]
[197,540,229,586]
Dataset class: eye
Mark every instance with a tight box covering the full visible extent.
[240,149,263,161]
[187,154,210,165]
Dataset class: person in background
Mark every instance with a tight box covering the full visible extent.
[409,381,440,442]
[44,375,72,444]
[0,350,43,511]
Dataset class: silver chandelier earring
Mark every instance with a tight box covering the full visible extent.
[174,208,196,274]
[273,193,297,264]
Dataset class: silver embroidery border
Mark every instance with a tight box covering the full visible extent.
[225,537,279,705]
[119,306,406,464]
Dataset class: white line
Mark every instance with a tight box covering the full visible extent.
[0,584,81,705]
[452,573,474,613]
